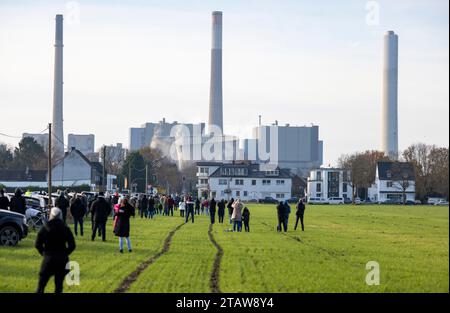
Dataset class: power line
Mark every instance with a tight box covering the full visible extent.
[0,126,49,139]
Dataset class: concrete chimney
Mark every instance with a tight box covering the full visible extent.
[381,30,399,159]
[208,11,223,135]
[52,14,64,159]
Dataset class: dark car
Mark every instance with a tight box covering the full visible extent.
[287,197,299,204]
[0,209,28,246]
[259,197,278,204]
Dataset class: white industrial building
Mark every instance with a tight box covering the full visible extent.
[307,168,351,201]
[249,122,323,177]
[368,162,415,203]
[196,161,292,201]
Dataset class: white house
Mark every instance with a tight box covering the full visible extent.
[307,168,351,200]
[196,162,292,201]
[51,148,105,190]
[368,161,415,203]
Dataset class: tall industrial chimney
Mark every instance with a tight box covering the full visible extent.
[381,30,398,160]
[52,14,64,159]
[208,11,223,135]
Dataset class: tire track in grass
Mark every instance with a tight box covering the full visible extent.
[114,222,185,293]
[260,221,363,269]
[208,224,223,293]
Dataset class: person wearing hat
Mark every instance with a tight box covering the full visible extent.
[35,207,76,293]
[9,188,26,215]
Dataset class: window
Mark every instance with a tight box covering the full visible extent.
[386,171,392,179]
[200,167,209,174]
[276,193,285,199]
[219,179,228,185]
[276,180,285,185]
[243,191,248,197]
[235,179,244,185]
[236,191,240,197]
[263,180,271,185]
[199,179,208,185]
[387,181,393,188]
[317,171,322,180]
[316,183,321,192]
[317,193,322,198]
[252,180,256,185]
[343,183,347,193]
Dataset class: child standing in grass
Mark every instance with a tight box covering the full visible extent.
[242,207,250,232]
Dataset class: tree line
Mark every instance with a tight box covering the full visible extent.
[338,143,449,201]
[0,137,48,170]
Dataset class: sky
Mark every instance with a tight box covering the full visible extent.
[0,0,448,166]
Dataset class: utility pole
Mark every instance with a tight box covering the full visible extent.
[102,145,106,192]
[128,160,131,192]
[47,123,52,209]
[145,163,148,195]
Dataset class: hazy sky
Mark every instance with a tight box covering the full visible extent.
[0,0,448,166]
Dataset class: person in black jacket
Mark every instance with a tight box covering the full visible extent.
[195,198,200,215]
[9,188,26,215]
[242,207,250,232]
[114,197,135,253]
[139,194,148,218]
[70,194,86,236]
[0,189,9,210]
[91,192,112,242]
[35,207,76,293]
[209,198,217,224]
[227,198,234,224]
[294,199,306,231]
[217,199,225,223]
[55,192,70,223]
[276,201,286,232]
[148,196,155,219]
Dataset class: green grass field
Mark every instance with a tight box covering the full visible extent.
[0,204,448,293]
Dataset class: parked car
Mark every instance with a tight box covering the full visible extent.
[354,197,362,205]
[259,197,278,204]
[414,200,422,205]
[0,209,28,246]
[287,197,299,204]
[434,200,449,206]
[328,197,344,205]
[308,197,329,205]
[344,198,353,204]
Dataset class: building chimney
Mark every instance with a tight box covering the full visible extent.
[381,30,399,160]
[52,14,64,159]
[208,11,223,135]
